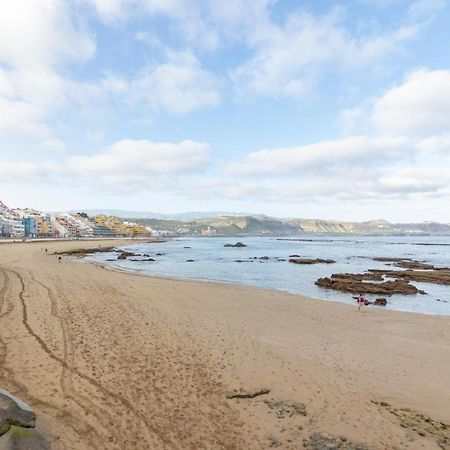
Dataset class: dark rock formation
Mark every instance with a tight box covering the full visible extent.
[303,432,371,450]
[226,388,270,399]
[224,242,247,248]
[58,246,116,257]
[373,257,436,270]
[129,258,155,262]
[186,259,195,262]
[369,268,450,285]
[373,400,450,448]
[374,298,387,306]
[289,258,335,265]
[0,389,49,449]
[264,400,307,418]
[333,273,383,282]
[117,251,139,260]
[316,275,425,295]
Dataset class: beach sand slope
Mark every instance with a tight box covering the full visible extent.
[0,241,449,449]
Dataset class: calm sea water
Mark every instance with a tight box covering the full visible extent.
[87,236,450,316]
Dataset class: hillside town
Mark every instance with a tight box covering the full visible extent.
[0,200,165,239]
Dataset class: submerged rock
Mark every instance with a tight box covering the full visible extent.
[374,298,388,306]
[224,242,247,248]
[117,251,139,260]
[373,257,436,270]
[289,258,335,265]
[369,268,450,285]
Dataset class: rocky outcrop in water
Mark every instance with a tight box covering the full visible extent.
[0,389,49,449]
[373,257,436,270]
[117,251,139,260]
[369,268,450,285]
[289,258,335,265]
[224,242,247,248]
[315,275,425,295]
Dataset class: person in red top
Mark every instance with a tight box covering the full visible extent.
[358,294,366,311]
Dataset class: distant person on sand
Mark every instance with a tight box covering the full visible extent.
[358,294,366,311]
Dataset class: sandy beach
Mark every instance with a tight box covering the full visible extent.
[0,240,449,449]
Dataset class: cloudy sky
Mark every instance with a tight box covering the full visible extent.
[1,0,450,221]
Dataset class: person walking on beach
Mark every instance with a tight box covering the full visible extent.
[358,294,366,311]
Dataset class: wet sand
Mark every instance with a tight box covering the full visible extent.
[0,240,449,449]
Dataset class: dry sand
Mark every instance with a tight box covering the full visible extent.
[0,240,449,449]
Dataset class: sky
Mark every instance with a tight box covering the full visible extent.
[0,0,450,222]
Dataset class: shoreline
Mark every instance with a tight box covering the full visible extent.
[86,240,450,318]
[1,240,449,449]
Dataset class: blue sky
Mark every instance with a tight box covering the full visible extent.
[1,0,450,221]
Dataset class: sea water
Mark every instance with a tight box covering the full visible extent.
[87,235,450,316]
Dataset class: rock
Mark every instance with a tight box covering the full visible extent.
[259,256,269,260]
[289,254,300,258]
[226,388,270,399]
[0,390,35,435]
[129,258,155,262]
[0,426,49,450]
[117,251,139,260]
[369,268,450,286]
[186,259,195,262]
[333,273,384,282]
[303,432,371,450]
[289,258,335,265]
[58,246,116,257]
[264,400,307,418]
[0,390,49,449]
[224,242,247,248]
[373,257,437,270]
[183,246,191,249]
[374,298,387,306]
[375,401,450,446]
[315,275,425,295]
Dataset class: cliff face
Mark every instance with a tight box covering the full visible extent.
[131,215,450,236]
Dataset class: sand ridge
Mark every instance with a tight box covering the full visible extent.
[0,240,449,449]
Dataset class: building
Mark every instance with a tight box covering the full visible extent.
[23,217,38,237]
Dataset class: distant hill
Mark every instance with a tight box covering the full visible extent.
[125,214,450,236]
[73,209,251,220]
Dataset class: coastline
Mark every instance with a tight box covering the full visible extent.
[86,239,450,318]
[0,240,449,449]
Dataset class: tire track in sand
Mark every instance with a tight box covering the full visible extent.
[7,267,162,447]
[0,268,10,375]
[30,274,126,447]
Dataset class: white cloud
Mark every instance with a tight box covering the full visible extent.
[68,139,210,176]
[0,97,50,138]
[372,69,450,136]
[0,0,96,141]
[232,9,419,98]
[408,0,447,21]
[0,0,95,70]
[0,139,211,193]
[227,136,410,176]
[130,50,220,115]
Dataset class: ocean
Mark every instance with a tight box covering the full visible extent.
[86,235,450,316]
